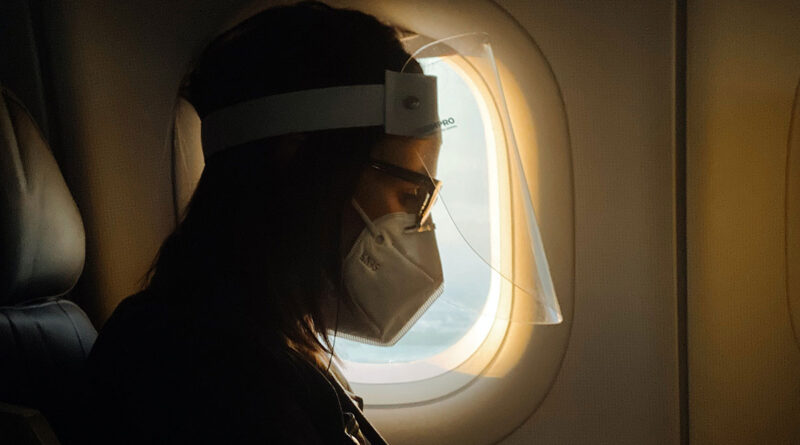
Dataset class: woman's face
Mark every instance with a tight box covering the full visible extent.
[340,135,441,255]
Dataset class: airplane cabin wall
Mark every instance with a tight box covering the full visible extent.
[36,0,241,323]
[687,1,800,443]
[495,1,681,443]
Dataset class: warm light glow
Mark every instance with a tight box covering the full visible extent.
[340,52,513,386]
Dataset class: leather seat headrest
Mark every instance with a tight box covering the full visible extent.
[0,86,85,305]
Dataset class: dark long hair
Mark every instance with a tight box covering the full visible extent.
[146,2,418,366]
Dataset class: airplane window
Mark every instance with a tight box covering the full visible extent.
[335,54,504,383]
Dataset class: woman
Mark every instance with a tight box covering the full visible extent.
[86,2,444,444]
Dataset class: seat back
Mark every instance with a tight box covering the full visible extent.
[0,86,97,444]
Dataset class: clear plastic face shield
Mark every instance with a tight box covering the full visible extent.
[200,32,561,349]
[382,32,563,328]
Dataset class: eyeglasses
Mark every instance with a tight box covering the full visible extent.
[368,158,442,232]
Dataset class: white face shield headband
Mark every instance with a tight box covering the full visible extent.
[201,69,439,158]
[200,32,562,347]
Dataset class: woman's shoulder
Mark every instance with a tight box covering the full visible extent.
[98,289,166,329]
[87,287,340,398]
[84,289,367,443]
[89,290,170,351]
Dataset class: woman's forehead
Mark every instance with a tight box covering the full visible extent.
[371,135,441,176]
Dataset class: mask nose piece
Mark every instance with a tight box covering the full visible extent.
[404,222,436,234]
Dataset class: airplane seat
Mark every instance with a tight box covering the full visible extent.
[0,85,96,445]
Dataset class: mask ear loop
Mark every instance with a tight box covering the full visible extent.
[351,199,380,237]
[325,199,375,373]
[327,201,355,374]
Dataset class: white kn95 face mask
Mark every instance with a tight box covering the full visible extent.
[338,200,444,345]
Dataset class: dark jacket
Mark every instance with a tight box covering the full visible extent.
[85,290,384,444]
